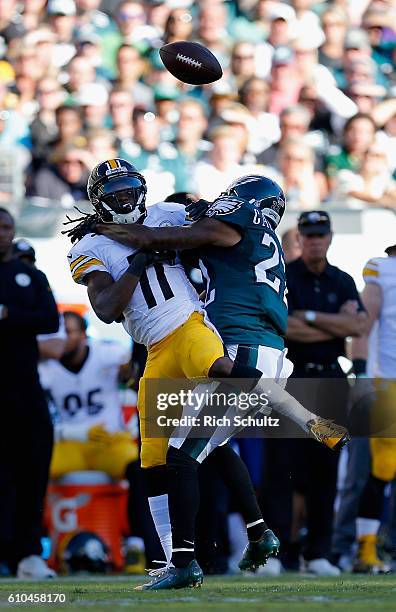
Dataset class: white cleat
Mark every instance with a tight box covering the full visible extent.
[17,556,57,579]
[305,558,341,577]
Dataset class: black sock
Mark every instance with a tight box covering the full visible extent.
[167,445,199,568]
[358,473,387,519]
[211,444,267,541]
[143,464,168,498]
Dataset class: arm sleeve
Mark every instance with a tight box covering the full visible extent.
[362,258,381,286]
[68,244,107,285]
[5,270,59,334]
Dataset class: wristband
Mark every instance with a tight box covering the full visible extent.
[126,252,148,277]
[352,358,367,377]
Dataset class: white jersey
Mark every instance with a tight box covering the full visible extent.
[39,339,130,437]
[363,256,396,378]
[67,202,202,347]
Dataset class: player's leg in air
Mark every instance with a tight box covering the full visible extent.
[139,334,351,590]
[136,313,280,590]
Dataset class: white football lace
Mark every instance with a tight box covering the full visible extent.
[176,53,202,69]
[147,560,171,577]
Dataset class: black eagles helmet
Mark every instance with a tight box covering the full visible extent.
[223,175,286,229]
[87,158,147,224]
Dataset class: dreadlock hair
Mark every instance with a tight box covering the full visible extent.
[62,207,101,243]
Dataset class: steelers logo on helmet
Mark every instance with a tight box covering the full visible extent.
[223,175,286,229]
[87,158,147,225]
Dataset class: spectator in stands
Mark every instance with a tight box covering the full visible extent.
[121,108,171,173]
[258,104,312,167]
[331,142,396,209]
[325,113,377,189]
[192,124,252,200]
[22,0,48,33]
[197,0,231,63]
[66,55,97,97]
[53,105,84,149]
[229,41,257,89]
[168,98,210,192]
[163,7,194,45]
[109,86,134,146]
[265,137,327,209]
[24,27,58,81]
[27,143,91,206]
[238,78,280,154]
[114,0,157,48]
[46,0,77,67]
[346,82,386,116]
[114,44,152,108]
[319,5,348,74]
[74,82,109,130]
[268,46,302,115]
[86,128,117,166]
[30,77,66,169]
[0,207,59,578]
[0,0,25,45]
[252,3,296,79]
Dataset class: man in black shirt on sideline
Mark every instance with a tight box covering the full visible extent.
[0,208,59,578]
[261,211,366,577]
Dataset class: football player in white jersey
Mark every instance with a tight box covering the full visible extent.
[39,311,136,480]
[65,159,286,586]
[351,243,396,573]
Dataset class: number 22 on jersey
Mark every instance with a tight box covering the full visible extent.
[255,233,288,306]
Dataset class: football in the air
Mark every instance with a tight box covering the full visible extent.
[159,41,223,85]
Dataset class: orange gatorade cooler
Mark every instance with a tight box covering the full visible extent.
[45,471,129,572]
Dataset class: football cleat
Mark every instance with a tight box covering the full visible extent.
[134,559,203,590]
[238,529,280,572]
[353,535,391,574]
[308,417,350,451]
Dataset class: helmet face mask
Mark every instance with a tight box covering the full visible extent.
[87,159,147,225]
[223,175,286,229]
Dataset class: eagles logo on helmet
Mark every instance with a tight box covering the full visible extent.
[206,196,244,217]
[223,175,286,229]
[87,158,147,225]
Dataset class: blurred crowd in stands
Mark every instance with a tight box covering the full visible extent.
[0,0,396,211]
[1,0,396,578]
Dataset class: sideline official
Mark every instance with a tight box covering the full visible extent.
[286,211,366,573]
[0,208,59,578]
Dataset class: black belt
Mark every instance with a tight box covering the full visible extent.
[300,362,339,373]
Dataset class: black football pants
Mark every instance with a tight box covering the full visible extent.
[0,384,53,571]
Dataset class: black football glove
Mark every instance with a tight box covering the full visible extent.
[185,198,212,222]
[145,249,177,266]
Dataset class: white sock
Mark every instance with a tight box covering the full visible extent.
[356,517,380,538]
[253,378,315,432]
[148,494,172,564]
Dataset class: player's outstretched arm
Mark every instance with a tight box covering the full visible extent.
[96,217,241,251]
[85,252,150,324]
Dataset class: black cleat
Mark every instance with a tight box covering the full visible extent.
[135,559,203,590]
[239,529,280,572]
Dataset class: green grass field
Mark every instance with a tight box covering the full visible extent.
[1,574,396,611]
